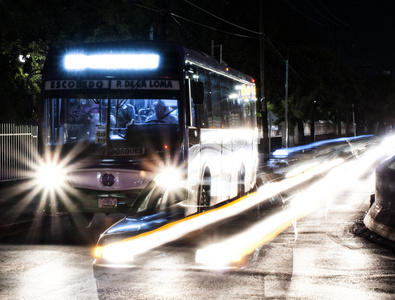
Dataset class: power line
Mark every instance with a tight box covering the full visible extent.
[316,1,371,67]
[171,11,295,72]
[305,0,340,26]
[317,1,350,27]
[181,1,296,68]
[284,0,327,27]
[285,0,371,67]
[184,0,262,36]
[137,0,305,79]
[133,0,160,13]
[170,13,257,39]
[170,14,208,49]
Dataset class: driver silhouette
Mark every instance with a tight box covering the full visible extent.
[145,100,177,124]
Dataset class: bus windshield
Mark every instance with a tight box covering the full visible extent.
[42,97,179,156]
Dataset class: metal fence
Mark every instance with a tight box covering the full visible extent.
[0,123,38,181]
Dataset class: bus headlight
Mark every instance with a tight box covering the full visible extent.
[154,167,182,189]
[36,160,66,191]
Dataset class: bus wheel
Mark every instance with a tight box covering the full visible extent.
[198,174,211,213]
[69,212,94,229]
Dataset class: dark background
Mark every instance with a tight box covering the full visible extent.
[1,0,394,140]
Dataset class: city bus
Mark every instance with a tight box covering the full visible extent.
[38,40,258,227]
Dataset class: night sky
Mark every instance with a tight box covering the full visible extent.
[290,0,395,74]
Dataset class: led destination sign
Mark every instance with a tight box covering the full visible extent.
[45,80,180,90]
[64,54,160,70]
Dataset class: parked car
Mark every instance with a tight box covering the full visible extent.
[364,155,395,242]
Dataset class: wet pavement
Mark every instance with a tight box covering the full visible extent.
[1,137,395,299]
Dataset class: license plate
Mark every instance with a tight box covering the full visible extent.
[98,198,117,208]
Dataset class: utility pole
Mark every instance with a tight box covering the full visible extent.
[312,100,316,142]
[352,103,356,137]
[211,40,223,64]
[285,59,289,148]
[259,1,268,154]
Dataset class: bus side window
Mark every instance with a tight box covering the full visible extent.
[220,78,232,129]
[195,73,209,129]
[211,75,221,128]
[188,81,197,127]
[191,82,204,105]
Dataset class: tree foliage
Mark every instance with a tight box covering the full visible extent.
[0,0,154,122]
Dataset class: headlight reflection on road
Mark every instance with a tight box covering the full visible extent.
[195,207,303,267]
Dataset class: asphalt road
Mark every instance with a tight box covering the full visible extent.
[0,136,395,299]
[0,186,394,300]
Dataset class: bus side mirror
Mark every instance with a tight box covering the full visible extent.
[192,82,204,105]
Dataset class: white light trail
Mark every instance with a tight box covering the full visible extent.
[98,157,346,263]
[98,134,395,265]
[195,134,395,267]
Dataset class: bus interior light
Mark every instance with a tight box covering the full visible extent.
[64,54,160,70]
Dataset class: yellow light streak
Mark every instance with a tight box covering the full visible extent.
[96,135,395,265]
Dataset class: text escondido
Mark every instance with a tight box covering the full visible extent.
[45,80,180,90]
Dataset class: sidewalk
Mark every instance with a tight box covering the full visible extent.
[0,178,40,232]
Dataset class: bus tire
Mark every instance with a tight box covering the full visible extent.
[198,170,211,213]
[69,212,94,229]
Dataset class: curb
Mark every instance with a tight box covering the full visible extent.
[0,218,37,239]
[351,214,395,253]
